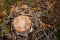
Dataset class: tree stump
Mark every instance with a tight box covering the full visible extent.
[13,15,31,33]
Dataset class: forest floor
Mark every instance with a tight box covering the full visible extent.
[0,0,60,40]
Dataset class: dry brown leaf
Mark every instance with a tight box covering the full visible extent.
[11,6,19,14]
[40,22,54,29]
[20,4,28,9]
[38,18,54,29]
[32,7,41,11]
[0,11,6,20]
[46,1,53,9]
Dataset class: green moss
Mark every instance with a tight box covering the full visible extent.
[0,19,2,24]
[2,0,16,9]
[57,23,60,27]
[2,0,10,8]
[57,30,60,40]
[0,31,2,35]
[3,24,11,34]
[25,0,40,6]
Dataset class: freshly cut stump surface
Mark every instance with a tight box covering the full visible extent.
[13,15,31,32]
